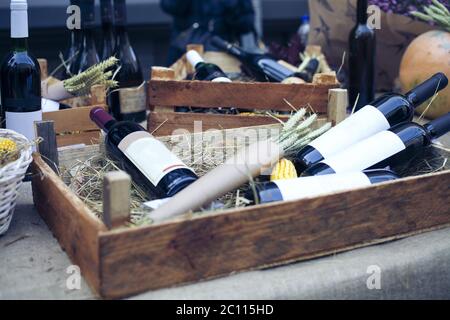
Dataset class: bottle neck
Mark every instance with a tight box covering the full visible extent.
[12,37,28,52]
[115,26,130,47]
[424,113,450,140]
[90,107,117,132]
[405,73,449,108]
[114,0,128,26]
[11,3,29,39]
[101,0,114,24]
[82,28,97,49]
[356,0,368,23]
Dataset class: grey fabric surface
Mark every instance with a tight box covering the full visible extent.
[0,183,449,300]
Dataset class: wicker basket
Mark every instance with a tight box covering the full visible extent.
[0,129,33,235]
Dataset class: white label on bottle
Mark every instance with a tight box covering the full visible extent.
[118,131,193,186]
[323,131,406,174]
[6,110,42,143]
[274,172,372,201]
[119,85,147,114]
[310,105,390,158]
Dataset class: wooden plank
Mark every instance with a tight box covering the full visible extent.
[148,80,337,112]
[148,112,330,137]
[90,85,107,106]
[43,106,102,134]
[56,131,102,147]
[35,121,59,172]
[98,170,450,298]
[103,172,131,230]
[148,112,287,136]
[150,67,175,113]
[31,154,106,293]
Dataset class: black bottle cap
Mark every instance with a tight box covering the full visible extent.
[406,73,448,107]
[424,112,450,140]
[304,58,320,75]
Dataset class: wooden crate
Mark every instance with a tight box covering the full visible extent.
[148,45,344,136]
[31,121,450,299]
[38,59,108,147]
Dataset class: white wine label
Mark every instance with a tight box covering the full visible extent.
[310,105,390,158]
[274,172,372,201]
[119,85,147,114]
[323,131,406,173]
[5,110,42,143]
[118,131,193,186]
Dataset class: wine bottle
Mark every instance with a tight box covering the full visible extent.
[211,36,294,82]
[0,0,42,142]
[248,170,398,204]
[90,107,198,197]
[186,50,231,83]
[73,0,100,74]
[100,0,115,61]
[294,73,448,172]
[292,58,320,83]
[303,112,450,176]
[348,0,376,111]
[110,0,146,123]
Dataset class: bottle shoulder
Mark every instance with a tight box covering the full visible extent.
[1,50,40,70]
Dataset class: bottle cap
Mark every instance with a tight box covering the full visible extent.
[11,0,27,11]
[407,73,449,107]
[186,50,205,68]
[90,107,115,131]
[424,112,450,139]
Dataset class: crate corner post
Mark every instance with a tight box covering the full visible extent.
[327,88,348,125]
[102,171,131,230]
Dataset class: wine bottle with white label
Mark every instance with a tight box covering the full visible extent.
[294,73,448,172]
[110,0,146,123]
[186,50,231,83]
[248,170,398,204]
[0,0,42,142]
[303,112,450,176]
[90,107,198,197]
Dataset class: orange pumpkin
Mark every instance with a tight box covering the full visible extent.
[399,30,450,119]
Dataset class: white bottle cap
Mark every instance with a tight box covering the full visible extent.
[186,50,205,68]
[11,0,27,10]
[11,0,28,38]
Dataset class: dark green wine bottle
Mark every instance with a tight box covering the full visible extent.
[0,0,42,143]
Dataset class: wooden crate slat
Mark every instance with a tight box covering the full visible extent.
[97,170,450,298]
[31,155,106,293]
[43,106,101,134]
[56,131,101,148]
[149,80,336,112]
[148,112,329,137]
